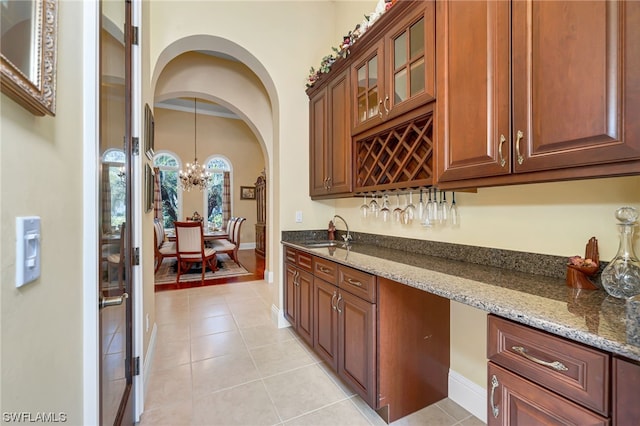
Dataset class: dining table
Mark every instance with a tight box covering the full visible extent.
[165,228,229,242]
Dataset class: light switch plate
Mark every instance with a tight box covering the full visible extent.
[16,216,41,287]
[295,211,303,223]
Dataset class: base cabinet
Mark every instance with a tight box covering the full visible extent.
[612,357,640,424]
[284,248,314,346]
[488,363,608,426]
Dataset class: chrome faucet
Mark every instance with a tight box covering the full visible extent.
[332,215,352,244]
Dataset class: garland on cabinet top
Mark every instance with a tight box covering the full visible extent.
[306,0,397,89]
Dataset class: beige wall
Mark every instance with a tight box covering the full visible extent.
[154,107,264,245]
[0,1,85,421]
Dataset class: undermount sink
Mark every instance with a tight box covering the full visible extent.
[301,240,349,248]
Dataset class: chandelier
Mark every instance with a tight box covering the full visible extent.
[179,98,211,191]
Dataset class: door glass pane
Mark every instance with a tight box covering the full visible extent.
[410,18,425,60]
[358,95,367,123]
[368,89,379,118]
[367,56,377,87]
[394,32,407,69]
[357,66,366,96]
[394,69,407,103]
[410,59,425,97]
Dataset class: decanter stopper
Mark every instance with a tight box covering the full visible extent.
[601,207,640,299]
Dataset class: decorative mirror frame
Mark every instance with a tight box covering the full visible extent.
[0,0,58,116]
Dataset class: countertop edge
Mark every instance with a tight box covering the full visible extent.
[282,241,640,362]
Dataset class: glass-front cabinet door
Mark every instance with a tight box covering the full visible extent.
[352,40,384,134]
[386,0,435,119]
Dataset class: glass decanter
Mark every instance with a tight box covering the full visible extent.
[601,207,640,299]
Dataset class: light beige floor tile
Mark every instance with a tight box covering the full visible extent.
[460,416,486,426]
[240,323,295,349]
[436,398,473,422]
[349,396,388,426]
[250,339,315,377]
[190,302,231,321]
[317,362,357,397]
[151,339,191,372]
[284,399,370,426]
[188,293,229,309]
[190,330,248,362]
[390,404,456,426]
[263,364,345,421]
[190,314,237,337]
[156,310,191,326]
[145,364,192,411]
[139,399,192,426]
[227,297,269,315]
[191,352,261,396]
[232,309,273,329]
[192,380,280,426]
[157,322,191,342]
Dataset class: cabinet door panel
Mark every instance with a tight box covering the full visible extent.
[488,363,609,426]
[309,90,328,196]
[297,270,314,346]
[328,71,352,194]
[284,264,297,326]
[512,0,636,172]
[313,278,338,370]
[436,0,511,182]
[352,41,385,135]
[338,291,376,407]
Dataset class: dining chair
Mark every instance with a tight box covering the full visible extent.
[210,217,245,265]
[106,222,125,286]
[154,218,177,273]
[174,221,217,284]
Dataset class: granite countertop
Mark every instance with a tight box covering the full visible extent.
[281,237,640,362]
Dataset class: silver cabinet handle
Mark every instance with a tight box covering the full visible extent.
[498,134,506,167]
[318,266,331,274]
[511,346,568,371]
[490,374,500,418]
[336,294,343,314]
[515,130,524,165]
[346,278,362,287]
[383,95,390,116]
[378,99,384,118]
[331,291,338,311]
[100,292,128,310]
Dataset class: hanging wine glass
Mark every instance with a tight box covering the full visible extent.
[360,194,369,220]
[426,188,436,225]
[450,192,459,227]
[392,194,403,223]
[417,189,425,222]
[369,192,380,219]
[404,191,416,224]
[441,191,449,226]
[380,194,391,223]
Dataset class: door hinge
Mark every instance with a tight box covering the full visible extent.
[133,356,140,376]
[132,137,140,155]
[132,26,139,45]
[133,247,140,266]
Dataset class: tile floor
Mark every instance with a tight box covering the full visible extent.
[140,279,485,426]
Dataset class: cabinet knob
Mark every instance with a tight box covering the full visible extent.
[515,130,524,165]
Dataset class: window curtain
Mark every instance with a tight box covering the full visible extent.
[153,167,162,221]
[101,166,112,233]
[222,171,231,224]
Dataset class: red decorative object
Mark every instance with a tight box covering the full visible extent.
[566,237,600,290]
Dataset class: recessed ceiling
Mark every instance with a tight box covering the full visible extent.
[155,97,239,120]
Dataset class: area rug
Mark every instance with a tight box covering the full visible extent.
[155,254,251,285]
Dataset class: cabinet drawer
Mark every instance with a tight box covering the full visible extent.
[338,265,376,303]
[488,315,609,416]
[296,251,313,272]
[284,246,297,264]
[313,257,338,285]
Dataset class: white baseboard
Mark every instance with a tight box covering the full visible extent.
[448,369,487,423]
[143,323,158,403]
[271,304,291,329]
[240,242,256,250]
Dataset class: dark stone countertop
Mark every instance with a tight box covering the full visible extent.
[281,231,639,362]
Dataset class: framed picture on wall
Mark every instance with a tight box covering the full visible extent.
[240,186,256,200]
[145,164,154,213]
[144,103,155,160]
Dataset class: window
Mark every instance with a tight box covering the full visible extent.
[204,156,231,229]
[102,149,126,230]
[154,152,181,229]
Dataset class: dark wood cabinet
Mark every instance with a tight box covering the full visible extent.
[612,356,640,424]
[436,0,640,189]
[487,315,611,425]
[313,277,339,370]
[488,363,609,426]
[283,248,314,346]
[254,173,266,257]
[309,69,352,198]
[351,0,435,136]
